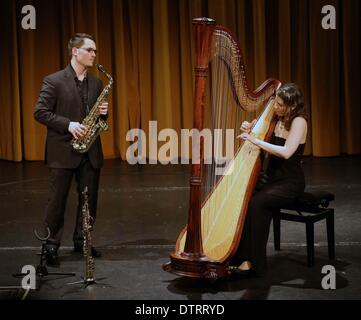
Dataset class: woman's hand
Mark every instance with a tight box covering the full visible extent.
[239,117,308,159]
[238,132,257,145]
[240,119,257,134]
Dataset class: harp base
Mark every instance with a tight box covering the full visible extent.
[163,252,229,280]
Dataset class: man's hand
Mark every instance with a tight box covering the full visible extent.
[68,122,88,139]
[98,102,108,115]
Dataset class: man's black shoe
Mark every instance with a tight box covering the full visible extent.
[45,248,60,267]
[73,245,102,258]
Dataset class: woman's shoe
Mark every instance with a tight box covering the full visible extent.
[228,266,255,278]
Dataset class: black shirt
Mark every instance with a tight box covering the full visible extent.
[70,65,89,118]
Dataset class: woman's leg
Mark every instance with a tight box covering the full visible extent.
[235,187,297,275]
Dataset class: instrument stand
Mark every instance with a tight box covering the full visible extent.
[13,228,76,291]
[67,275,108,289]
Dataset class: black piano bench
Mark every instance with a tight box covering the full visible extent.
[272,191,335,267]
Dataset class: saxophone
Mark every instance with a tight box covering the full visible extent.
[71,64,113,153]
[82,186,95,284]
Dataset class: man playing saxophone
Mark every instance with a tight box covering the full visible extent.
[34,33,108,267]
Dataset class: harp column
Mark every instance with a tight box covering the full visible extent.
[183,18,216,257]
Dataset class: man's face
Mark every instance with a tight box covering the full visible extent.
[73,38,96,68]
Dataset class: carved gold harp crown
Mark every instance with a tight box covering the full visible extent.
[163,18,281,280]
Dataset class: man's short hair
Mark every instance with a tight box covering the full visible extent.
[68,33,94,57]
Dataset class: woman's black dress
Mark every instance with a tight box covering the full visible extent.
[233,135,306,275]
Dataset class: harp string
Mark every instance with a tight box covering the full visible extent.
[202,31,249,202]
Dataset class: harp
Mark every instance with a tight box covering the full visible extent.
[163,18,281,279]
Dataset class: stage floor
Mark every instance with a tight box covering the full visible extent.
[0,156,360,300]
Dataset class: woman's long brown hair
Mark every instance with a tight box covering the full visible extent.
[276,83,308,131]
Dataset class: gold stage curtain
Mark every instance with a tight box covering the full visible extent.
[0,0,359,161]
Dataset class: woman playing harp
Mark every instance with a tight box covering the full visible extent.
[164,18,282,279]
[231,83,308,277]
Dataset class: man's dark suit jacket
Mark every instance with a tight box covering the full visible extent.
[34,64,104,169]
